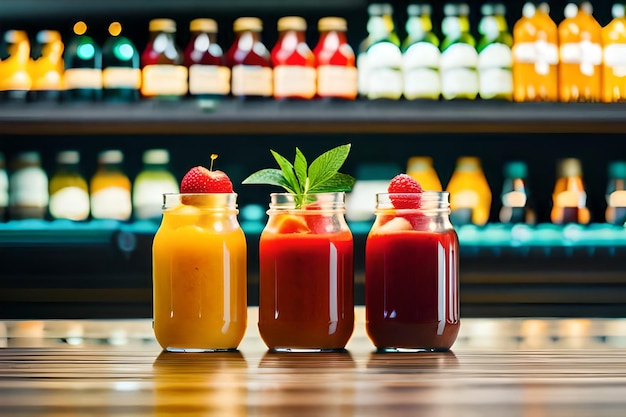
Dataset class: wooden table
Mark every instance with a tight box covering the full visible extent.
[1,308,626,416]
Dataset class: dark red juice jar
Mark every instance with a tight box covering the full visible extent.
[365,191,460,352]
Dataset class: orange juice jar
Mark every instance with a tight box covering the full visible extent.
[558,2,602,102]
[602,4,626,102]
[512,2,558,102]
[152,193,247,352]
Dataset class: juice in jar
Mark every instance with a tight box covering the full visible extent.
[0,30,32,101]
[153,193,247,351]
[258,192,354,351]
[512,2,559,102]
[313,17,357,100]
[271,16,316,100]
[558,2,602,102]
[602,4,626,102]
[366,191,460,351]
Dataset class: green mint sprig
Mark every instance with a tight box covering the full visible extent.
[242,144,356,208]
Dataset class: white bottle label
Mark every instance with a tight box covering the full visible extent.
[273,65,316,98]
[50,187,90,220]
[478,43,513,99]
[189,65,231,95]
[357,52,369,96]
[609,190,626,207]
[141,65,188,96]
[366,42,403,99]
[64,68,102,89]
[440,43,479,99]
[513,40,559,75]
[9,167,48,207]
[317,65,357,98]
[402,42,441,99]
[604,44,626,77]
[102,67,141,89]
[133,178,179,220]
[91,187,132,220]
[560,41,602,76]
[231,65,272,97]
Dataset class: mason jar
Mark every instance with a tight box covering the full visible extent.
[152,193,247,352]
[365,191,460,352]
[258,192,354,351]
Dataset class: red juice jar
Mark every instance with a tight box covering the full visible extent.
[258,192,354,351]
[183,18,230,98]
[140,18,187,99]
[365,191,460,352]
[313,17,357,100]
[271,16,316,100]
[225,17,272,98]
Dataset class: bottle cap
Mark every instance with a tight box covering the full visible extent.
[233,17,263,32]
[318,17,347,32]
[277,16,307,32]
[580,1,593,15]
[504,161,528,179]
[98,150,124,164]
[564,3,578,19]
[538,2,550,14]
[557,158,582,178]
[12,152,41,168]
[380,3,394,15]
[493,3,506,15]
[36,30,61,44]
[609,161,626,179]
[149,18,176,33]
[368,3,384,15]
[458,3,470,15]
[407,156,433,169]
[407,4,432,17]
[522,2,536,18]
[57,151,80,165]
[613,4,625,19]
[456,156,481,167]
[73,21,87,36]
[108,22,122,37]
[190,18,218,33]
[143,149,170,165]
[481,3,495,16]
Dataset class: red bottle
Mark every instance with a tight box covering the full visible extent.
[183,18,230,98]
[271,16,316,100]
[140,19,187,99]
[225,17,272,98]
[313,17,357,100]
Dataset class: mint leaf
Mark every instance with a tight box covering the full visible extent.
[294,147,308,192]
[309,172,356,193]
[271,150,300,194]
[241,168,296,193]
[308,144,351,191]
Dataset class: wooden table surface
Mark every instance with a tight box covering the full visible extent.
[1,308,626,416]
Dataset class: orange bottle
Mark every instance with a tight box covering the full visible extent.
[602,4,626,102]
[406,156,442,191]
[558,2,602,102]
[446,156,492,226]
[0,30,32,101]
[550,158,591,225]
[512,2,558,102]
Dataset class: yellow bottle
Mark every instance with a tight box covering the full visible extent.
[29,30,64,101]
[406,156,442,191]
[90,150,132,221]
[0,30,32,100]
[602,4,626,102]
[558,2,602,102]
[446,156,492,226]
[550,158,591,225]
[49,151,90,221]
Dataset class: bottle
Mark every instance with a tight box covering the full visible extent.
[0,153,8,221]
[63,21,102,101]
[366,191,460,352]
[406,156,442,191]
[440,3,479,100]
[446,156,492,226]
[183,18,230,99]
[48,151,90,221]
[102,22,140,102]
[140,19,187,99]
[90,150,132,221]
[133,149,179,221]
[313,17,357,100]
[225,17,272,99]
[550,158,591,225]
[365,3,403,100]
[402,4,441,100]
[8,151,49,220]
[558,2,602,102]
[512,2,559,102]
[602,4,626,103]
[0,30,32,101]
[499,161,535,224]
[29,30,64,102]
[477,3,513,100]
[271,16,316,100]
[605,161,626,226]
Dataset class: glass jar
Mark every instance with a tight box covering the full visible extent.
[365,191,460,352]
[258,192,354,351]
[152,193,247,352]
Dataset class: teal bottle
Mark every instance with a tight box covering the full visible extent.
[63,21,102,101]
[102,22,140,102]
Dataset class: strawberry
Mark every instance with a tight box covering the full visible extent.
[387,174,423,209]
[180,166,233,194]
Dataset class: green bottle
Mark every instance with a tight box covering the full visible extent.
[477,3,513,100]
[402,4,441,100]
[440,3,478,100]
[102,22,140,102]
[63,21,102,101]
